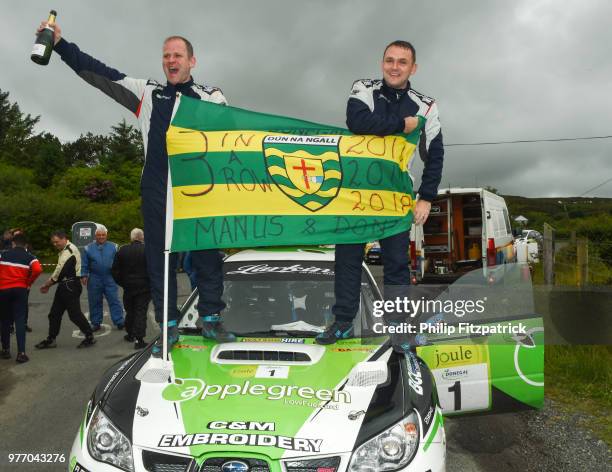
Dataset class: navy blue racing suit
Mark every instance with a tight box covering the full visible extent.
[334,79,444,322]
[54,38,227,323]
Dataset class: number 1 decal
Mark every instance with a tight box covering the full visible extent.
[448,381,462,411]
[255,365,289,379]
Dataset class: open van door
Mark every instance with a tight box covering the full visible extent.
[415,263,544,415]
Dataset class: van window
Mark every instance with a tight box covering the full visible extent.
[493,210,505,238]
[502,208,511,235]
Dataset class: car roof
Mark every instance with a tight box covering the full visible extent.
[225,247,336,263]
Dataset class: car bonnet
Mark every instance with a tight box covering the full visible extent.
[130,337,391,460]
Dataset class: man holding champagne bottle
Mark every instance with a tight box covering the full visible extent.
[35,17,234,356]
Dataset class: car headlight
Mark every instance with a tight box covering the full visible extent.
[348,411,419,472]
[87,408,134,471]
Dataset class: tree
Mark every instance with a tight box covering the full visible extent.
[62,132,110,167]
[0,89,39,166]
[101,119,143,170]
[26,133,66,187]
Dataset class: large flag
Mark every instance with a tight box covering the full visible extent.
[165,95,423,252]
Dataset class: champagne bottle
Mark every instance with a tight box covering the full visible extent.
[31,10,57,65]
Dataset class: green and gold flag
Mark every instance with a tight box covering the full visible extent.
[165,95,423,252]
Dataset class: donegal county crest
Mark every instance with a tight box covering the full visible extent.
[263,135,342,211]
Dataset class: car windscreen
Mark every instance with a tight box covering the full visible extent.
[180,260,374,337]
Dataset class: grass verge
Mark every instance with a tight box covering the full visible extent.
[545,344,612,445]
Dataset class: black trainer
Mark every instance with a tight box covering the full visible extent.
[124,334,135,342]
[134,338,147,350]
[201,315,236,343]
[77,336,96,348]
[152,324,179,358]
[1,349,11,359]
[315,320,354,345]
[16,352,29,363]
[35,338,57,349]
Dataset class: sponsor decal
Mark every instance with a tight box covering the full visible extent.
[136,406,149,417]
[103,358,132,393]
[162,378,351,404]
[241,337,306,344]
[332,347,374,353]
[423,406,434,426]
[514,327,544,387]
[175,343,208,350]
[226,264,333,276]
[284,397,341,410]
[406,351,423,395]
[348,410,366,421]
[207,421,275,431]
[431,345,485,369]
[229,366,257,378]
[441,367,469,381]
[158,433,323,452]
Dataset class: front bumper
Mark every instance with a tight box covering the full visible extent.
[69,417,445,472]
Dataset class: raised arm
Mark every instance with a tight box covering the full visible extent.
[38,19,147,116]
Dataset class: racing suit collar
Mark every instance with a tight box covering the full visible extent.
[382,79,410,101]
[170,77,195,91]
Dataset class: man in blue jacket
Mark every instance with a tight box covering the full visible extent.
[81,225,124,331]
[317,40,444,346]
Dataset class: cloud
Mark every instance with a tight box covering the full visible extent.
[3,0,611,197]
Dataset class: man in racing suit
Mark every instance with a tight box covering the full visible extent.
[36,231,95,349]
[39,20,234,355]
[317,40,444,346]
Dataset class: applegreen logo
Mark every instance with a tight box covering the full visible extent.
[162,378,204,402]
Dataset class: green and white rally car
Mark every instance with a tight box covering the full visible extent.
[69,248,543,472]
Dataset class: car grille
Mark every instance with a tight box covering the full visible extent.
[142,450,194,472]
[217,350,311,362]
[284,456,341,472]
[199,457,270,472]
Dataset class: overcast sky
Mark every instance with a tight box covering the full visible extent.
[3,0,611,198]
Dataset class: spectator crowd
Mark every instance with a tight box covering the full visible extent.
[0,225,153,364]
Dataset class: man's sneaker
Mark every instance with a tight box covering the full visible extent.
[16,352,29,363]
[35,338,57,349]
[25,326,32,333]
[124,334,135,342]
[134,338,147,350]
[77,336,96,348]
[90,324,102,333]
[1,349,11,359]
[151,324,179,358]
[316,320,354,345]
[116,324,125,330]
[201,315,236,343]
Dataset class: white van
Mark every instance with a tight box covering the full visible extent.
[414,188,515,282]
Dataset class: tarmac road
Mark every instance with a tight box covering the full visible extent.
[0,271,609,471]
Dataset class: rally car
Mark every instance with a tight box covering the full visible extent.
[68,247,446,472]
[69,249,544,472]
